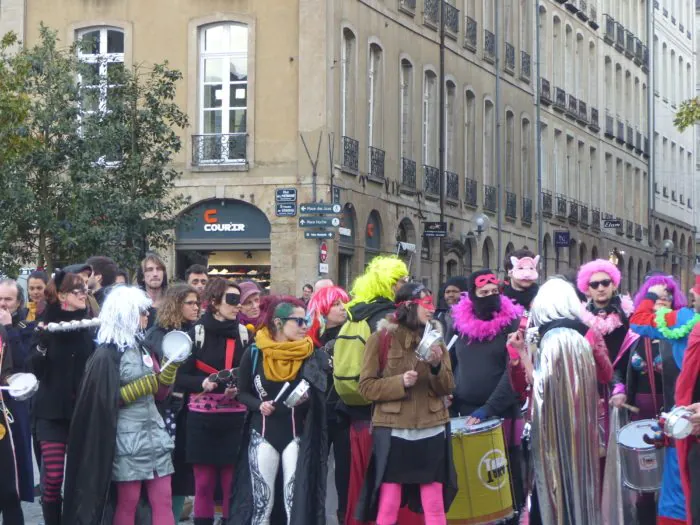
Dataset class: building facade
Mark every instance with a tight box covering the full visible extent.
[13,0,664,292]
[652,0,696,290]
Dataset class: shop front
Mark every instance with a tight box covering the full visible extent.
[176,199,272,289]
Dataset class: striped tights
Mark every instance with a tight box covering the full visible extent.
[40,441,66,503]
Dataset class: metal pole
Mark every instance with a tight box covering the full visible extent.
[495,0,503,274]
[646,0,655,248]
[438,0,446,286]
[536,0,543,257]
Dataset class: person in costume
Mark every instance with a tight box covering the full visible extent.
[502,249,540,311]
[229,297,327,525]
[450,269,526,519]
[307,285,352,524]
[175,279,250,525]
[63,285,180,525]
[28,271,96,524]
[144,283,200,522]
[526,277,610,525]
[354,283,455,525]
[630,275,700,525]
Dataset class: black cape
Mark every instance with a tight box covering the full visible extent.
[227,350,329,525]
[63,344,152,524]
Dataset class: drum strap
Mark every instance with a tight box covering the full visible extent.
[644,338,659,415]
[195,339,235,375]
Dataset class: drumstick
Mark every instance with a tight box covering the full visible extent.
[621,403,640,414]
[273,382,291,404]
[446,334,458,351]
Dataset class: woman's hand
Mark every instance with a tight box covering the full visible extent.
[402,370,418,388]
[609,393,627,408]
[201,378,217,392]
[507,331,525,351]
[223,386,238,399]
[260,401,276,416]
[427,345,443,366]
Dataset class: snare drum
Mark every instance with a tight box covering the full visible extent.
[447,417,514,525]
[617,419,665,492]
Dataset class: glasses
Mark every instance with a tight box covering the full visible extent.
[589,279,612,290]
[69,288,88,297]
[183,300,200,307]
[281,317,309,328]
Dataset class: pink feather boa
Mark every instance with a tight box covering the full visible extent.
[451,294,524,342]
[579,295,634,335]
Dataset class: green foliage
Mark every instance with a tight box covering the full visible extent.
[674,97,700,132]
[0,25,189,275]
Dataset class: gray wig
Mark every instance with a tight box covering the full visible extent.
[97,286,152,351]
[529,276,582,327]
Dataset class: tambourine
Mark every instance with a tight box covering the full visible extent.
[660,406,694,440]
[0,373,39,401]
[161,330,193,369]
[284,380,310,408]
[45,318,100,332]
[415,329,443,362]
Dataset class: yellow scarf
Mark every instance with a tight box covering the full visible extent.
[255,328,314,382]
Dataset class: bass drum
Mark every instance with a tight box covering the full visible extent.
[617,419,665,492]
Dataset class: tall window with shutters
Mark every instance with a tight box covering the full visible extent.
[367,42,383,167]
[400,59,413,162]
[445,81,456,172]
[465,90,476,179]
[505,110,515,191]
[483,100,495,185]
[521,117,531,197]
[422,70,438,167]
[341,28,356,138]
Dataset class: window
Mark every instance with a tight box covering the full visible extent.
[367,42,383,162]
[484,0,495,31]
[521,118,531,196]
[565,25,573,93]
[589,42,596,106]
[605,153,614,211]
[520,0,531,54]
[422,70,438,167]
[341,28,356,138]
[445,80,456,171]
[566,135,575,199]
[465,90,476,178]
[197,23,248,164]
[483,99,495,185]
[653,37,659,94]
[670,50,676,105]
[505,110,515,191]
[575,33,584,99]
[540,121,548,189]
[400,59,413,161]
[604,57,612,112]
[554,129,563,194]
[577,140,585,203]
[77,27,125,116]
[504,0,513,44]
[552,17,562,87]
[538,7,548,78]
[590,147,598,208]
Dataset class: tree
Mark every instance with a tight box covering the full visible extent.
[674,97,700,132]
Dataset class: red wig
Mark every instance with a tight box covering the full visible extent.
[307,286,350,347]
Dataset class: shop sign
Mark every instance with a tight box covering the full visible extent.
[177,199,271,241]
[603,219,622,229]
[554,231,570,248]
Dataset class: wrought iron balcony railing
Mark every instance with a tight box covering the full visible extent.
[590,107,600,132]
[580,205,589,227]
[484,184,497,213]
[192,133,247,166]
[446,171,459,201]
[505,191,517,219]
[635,131,642,154]
[423,0,439,27]
[542,190,553,217]
[522,197,533,224]
[521,51,531,81]
[398,0,416,12]
[568,200,579,223]
[635,223,643,241]
[592,208,601,231]
[616,119,625,143]
[644,136,649,157]
[556,193,568,218]
[615,22,625,50]
[626,124,634,149]
[484,30,496,63]
[369,146,385,180]
[605,112,614,138]
[465,178,478,207]
[444,3,459,35]
[577,99,588,124]
[635,37,643,65]
[577,0,589,20]
[672,190,677,202]
[680,23,684,33]
[401,157,416,188]
[625,30,635,58]
[423,165,439,197]
[554,87,566,111]
[589,3,599,29]
[615,217,624,236]
[505,43,515,73]
[642,45,649,71]
[604,15,615,44]
[464,17,477,50]
[540,78,552,105]
[342,136,359,172]
[626,220,634,238]
[567,94,578,118]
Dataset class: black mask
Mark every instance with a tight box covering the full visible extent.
[472,294,502,320]
[503,283,538,310]
[225,293,241,306]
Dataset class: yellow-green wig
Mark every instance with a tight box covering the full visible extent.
[347,256,408,309]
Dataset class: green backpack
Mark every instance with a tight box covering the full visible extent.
[333,319,373,406]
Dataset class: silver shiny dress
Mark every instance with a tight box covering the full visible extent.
[531,327,602,525]
[112,345,174,482]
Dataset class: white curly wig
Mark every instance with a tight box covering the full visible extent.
[529,276,582,327]
[97,285,152,351]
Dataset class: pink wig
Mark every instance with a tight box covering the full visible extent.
[307,286,350,347]
[633,274,687,309]
[577,259,622,294]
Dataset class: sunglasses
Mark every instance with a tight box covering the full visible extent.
[281,316,309,327]
[589,279,612,290]
[225,293,240,306]
[69,288,88,296]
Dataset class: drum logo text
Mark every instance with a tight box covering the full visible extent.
[478,449,508,490]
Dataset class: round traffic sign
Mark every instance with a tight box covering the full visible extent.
[320,242,328,263]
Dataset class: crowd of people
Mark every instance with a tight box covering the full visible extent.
[0,249,698,525]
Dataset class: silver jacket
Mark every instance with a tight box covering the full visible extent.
[112,345,174,482]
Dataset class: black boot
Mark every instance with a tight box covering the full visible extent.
[41,499,62,525]
[193,519,215,525]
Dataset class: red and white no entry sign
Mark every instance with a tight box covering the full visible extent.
[319,242,328,263]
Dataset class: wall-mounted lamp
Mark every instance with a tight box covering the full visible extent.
[656,239,675,258]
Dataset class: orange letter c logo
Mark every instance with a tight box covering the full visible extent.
[204,209,218,224]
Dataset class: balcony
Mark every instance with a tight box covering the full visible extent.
[444,3,459,36]
[540,78,552,105]
[369,146,385,180]
[341,136,359,173]
[577,99,588,124]
[484,30,496,63]
[654,182,659,194]
[589,107,600,132]
[580,204,589,227]
[604,112,614,138]
[680,194,685,205]
[626,220,634,238]
[616,217,624,236]
[671,16,676,25]
[635,131,642,154]
[401,157,416,189]
[672,190,677,202]
[642,45,649,72]
[554,87,566,112]
[577,0,589,21]
[556,193,568,219]
[423,165,439,198]
[520,51,531,81]
[592,208,601,231]
[626,124,634,149]
[542,190,553,218]
[465,178,478,208]
[568,200,579,224]
[522,197,533,225]
[505,191,517,219]
[615,22,625,51]
[446,171,459,202]
[423,0,439,28]
[688,198,692,209]
[616,119,625,144]
[604,15,615,44]
[635,223,643,241]
[192,133,247,166]
[663,186,668,198]
[464,17,477,51]
[644,136,649,157]
[589,3,599,29]
[484,185,497,213]
[634,38,643,65]
[680,23,684,33]
[567,94,578,119]
[505,43,515,74]
[565,0,580,13]
[625,30,634,58]
[398,0,416,14]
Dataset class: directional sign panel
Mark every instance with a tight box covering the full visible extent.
[603,219,622,229]
[275,203,296,217]
[276,188,297,203]
[299,217,341,228]
[423,221,448,238]
[299,203,342,214]
[305,231,334,239]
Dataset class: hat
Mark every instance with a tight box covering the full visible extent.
[444,276,469,292]
[238,281,261,304]
[63,263,93,276]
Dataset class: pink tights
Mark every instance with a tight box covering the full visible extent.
[114,474,174,525]
[193,464,234,519]
[376,482,445,525]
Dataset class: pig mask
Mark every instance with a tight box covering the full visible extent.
[510,255,540,282]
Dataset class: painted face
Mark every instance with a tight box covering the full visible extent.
[326,300,347,327]
[240,293,261,319]
[588,271,615,305]
[416,292,435,325]
[27,278,46,304]
[0,284,20,314]
[59,285,88,311]
[280,307,308,341]
[143,262,164,290]
[444,285,462,306]
[187,273,208,294]
[181,292,200,322]
[215,287,241,321]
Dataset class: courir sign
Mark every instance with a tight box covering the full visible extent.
[176,199,271,244]
[203,209,246,232]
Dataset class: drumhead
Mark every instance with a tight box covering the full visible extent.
[451,416,502,435]
[7,373,38,396]
[162,330,192,361]
[618,420,656,449]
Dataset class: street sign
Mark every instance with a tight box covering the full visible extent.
[305,231,334,239]
[299,217,340,228]
[423,221,448,238]
[554,231,570,248]
[275,188,297,203]
[319,263,329,274]
[603,219,622,229]
[319,242,328,263]
[275,203,296,217]
[300,203,342,214]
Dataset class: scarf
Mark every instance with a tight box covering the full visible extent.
[451,294,523,342]
[255,327,314,381]
[502,283,539,310]
[238,311,261,330]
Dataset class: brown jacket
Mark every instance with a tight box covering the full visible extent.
[359,318,454,429]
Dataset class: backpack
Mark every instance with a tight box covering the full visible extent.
[194,323,249,351]
[333,319,373,406]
